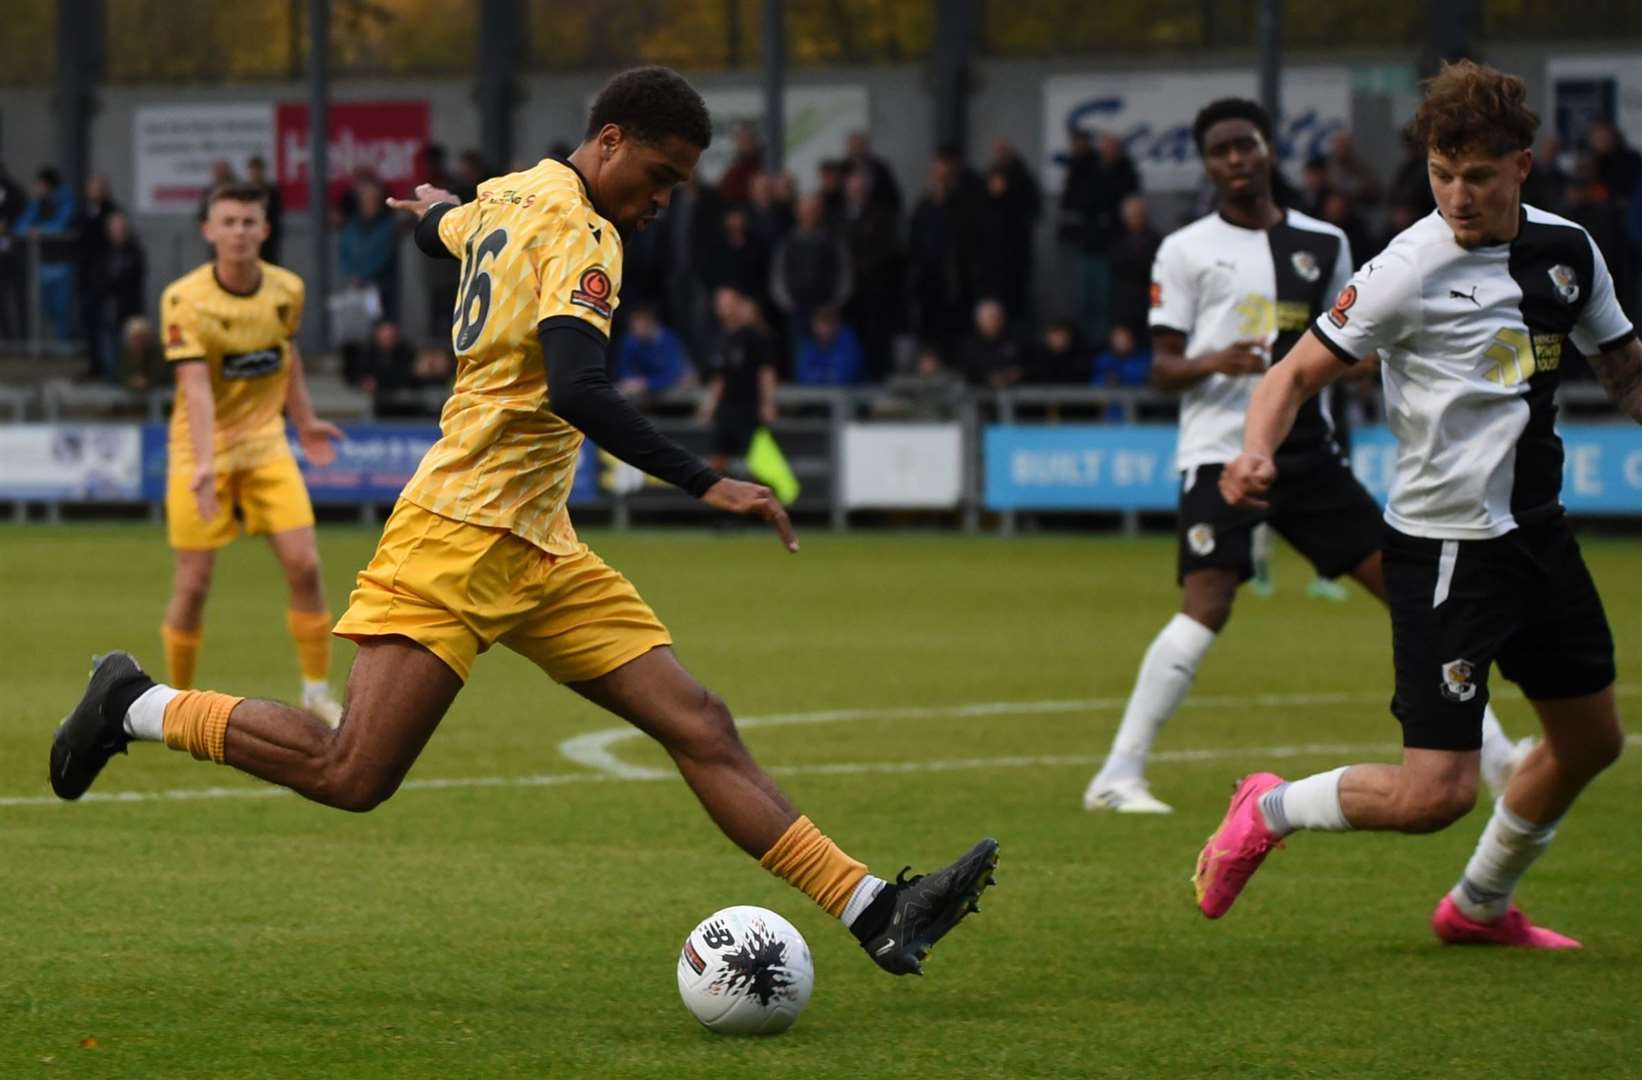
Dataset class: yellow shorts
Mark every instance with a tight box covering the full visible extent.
[333,500,672,684]
[166,450,316,550]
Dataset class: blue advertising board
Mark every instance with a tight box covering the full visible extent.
[985,423,1642,514]
[141,424,605,506]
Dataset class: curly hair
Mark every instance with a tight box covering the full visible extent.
[1409,59,1538,158]
[586,66,712,150]
[1192,98,1274,153]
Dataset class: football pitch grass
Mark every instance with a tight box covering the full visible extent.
[4,524,1640,1078]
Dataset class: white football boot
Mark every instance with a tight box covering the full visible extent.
[302,687,344,728]
[1082,777,1174,814]
[1482,736,1537,798]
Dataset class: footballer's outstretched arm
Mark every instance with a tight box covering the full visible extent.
[1220,329,1357,509]
[540,321,799,553]
[1588,335,1642,423]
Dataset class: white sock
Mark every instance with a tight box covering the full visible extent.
[123,684,180,741]
[302,678,332,701]
[1260,766,1352,837]
[839,874,888,928]
[1479,704,1513,774]
[1450,798,1557,923]
[1095,614,1217,786]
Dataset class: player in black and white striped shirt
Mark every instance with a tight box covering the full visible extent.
[1200,61,1641,947]
[1082,98,1524,815]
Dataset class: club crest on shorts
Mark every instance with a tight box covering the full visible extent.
[1290,250,1321,283]
[1187,523,1215,557]
[1548,264,1580,305]
[1440,659,1477,703]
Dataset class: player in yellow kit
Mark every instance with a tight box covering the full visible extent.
[158,182,345,722]
[52,68,995,977]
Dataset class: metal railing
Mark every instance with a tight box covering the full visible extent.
[3,377,1636,532]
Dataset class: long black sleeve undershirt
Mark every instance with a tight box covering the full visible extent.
[539,318,722,497]
[415,203,458,260]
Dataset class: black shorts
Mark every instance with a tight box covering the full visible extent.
[1384,518,1616,751]
[1176,455,1382,584]
[712,408,759,457]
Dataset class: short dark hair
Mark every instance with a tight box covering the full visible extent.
[1192,98,1275,154]
[37,166,61,188]
[1409,59,1538,158]
[202,181,269,219]
[586,66,712,150]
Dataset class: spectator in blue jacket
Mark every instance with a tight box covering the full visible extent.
[794,307,866,386]
[1092,324,1153,421]
[17,166,77,340]
[615,305,693,396]
[338,176,401,320]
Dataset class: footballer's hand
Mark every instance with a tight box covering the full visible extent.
[191,464,220,523]
[1220,452,1276,509]
[298,420,345,467]
[1207,341,1270,377]
[701,478,799,554]
[385,184,459,221]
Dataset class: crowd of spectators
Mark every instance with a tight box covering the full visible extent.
[5,113,1641,427]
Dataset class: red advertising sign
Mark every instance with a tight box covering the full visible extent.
[275,101,429,211]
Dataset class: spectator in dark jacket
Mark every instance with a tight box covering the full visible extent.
[795,307,866,386]
[1025,318,1092,384]
[842,169,903,381]
[91,211,147,382]
[974,164,1035,319]
[908,156,977,355]
[351,318,415,392]
[717,123,763,206]
[816,158,848,230]
[698,205,772,312]
[1321,192,1374,270]
[78,173,119,374]
[1588,121,1642,205]
[770,193,852,347]
[957,298,1026,388]
[0,159,25,339]
[1108,194,1162,336]
[989,138,1042,230]
[1059,132,1140,342]
[847,130,903,216]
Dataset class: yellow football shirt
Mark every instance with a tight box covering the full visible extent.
[399,158,624,556]
[161,262,304,472]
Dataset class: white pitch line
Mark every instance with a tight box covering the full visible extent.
[4,691,1637,811]
[556,690,1389,780]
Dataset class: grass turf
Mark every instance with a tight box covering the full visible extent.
[2,524,1639,1078]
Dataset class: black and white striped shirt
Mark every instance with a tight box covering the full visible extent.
[1313,206,1636,540]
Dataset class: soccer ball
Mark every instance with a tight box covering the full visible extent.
[676,906,814,1035]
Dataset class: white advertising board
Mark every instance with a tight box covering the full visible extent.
[842,423,964,510]
[0,424,141,499]
[134,104,276,215]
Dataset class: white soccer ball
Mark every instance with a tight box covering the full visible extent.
[676,905,814,1035]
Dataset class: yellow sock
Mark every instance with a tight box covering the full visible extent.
[161,690,243,763]
[286,609,332,683]
[161,623,203,690]
[758,815,869,917]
